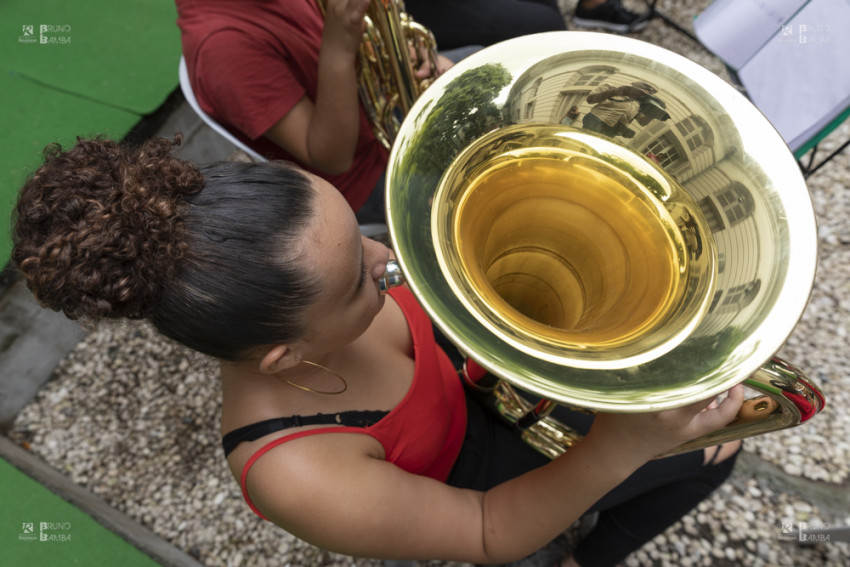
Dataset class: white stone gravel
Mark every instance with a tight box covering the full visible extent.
[7,0,850,565]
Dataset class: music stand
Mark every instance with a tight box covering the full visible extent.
[629,0,850,178]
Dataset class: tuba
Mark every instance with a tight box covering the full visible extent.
[316,0,439,150]
[380,32,825,457]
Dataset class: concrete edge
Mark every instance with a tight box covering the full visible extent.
[735,451,850,518]
[0,277,87,432]
[0,435,206,567]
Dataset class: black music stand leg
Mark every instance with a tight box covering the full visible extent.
[802,137,850,178]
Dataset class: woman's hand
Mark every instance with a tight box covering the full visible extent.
[322,0,370,56]
[412,51,454,80]
[587,384,746,465]
[434,54,454,76]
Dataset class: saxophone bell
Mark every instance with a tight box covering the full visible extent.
[317,0,439,149]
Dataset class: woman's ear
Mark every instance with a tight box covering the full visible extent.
[259,344,300,375]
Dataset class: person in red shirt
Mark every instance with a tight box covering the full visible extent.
[13,136,743,567]
[176,0,453,223]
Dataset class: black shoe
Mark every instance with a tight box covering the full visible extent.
[573,0,647,33]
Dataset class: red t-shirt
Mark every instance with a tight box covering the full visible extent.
[238,287,467,520]
[176,0,388,212]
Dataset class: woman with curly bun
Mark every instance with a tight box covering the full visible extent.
[12,136,743,567]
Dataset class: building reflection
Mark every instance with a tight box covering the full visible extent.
[502,56,785,337]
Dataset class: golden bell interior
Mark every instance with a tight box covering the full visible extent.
[432,125,716,366]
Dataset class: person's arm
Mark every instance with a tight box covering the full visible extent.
[586,84,647,104]
[585,84,618,104]
[264,0,370,175]
[245,386,744,563]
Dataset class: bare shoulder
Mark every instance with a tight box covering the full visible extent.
[245,432,382,511]
[243,431,485,560]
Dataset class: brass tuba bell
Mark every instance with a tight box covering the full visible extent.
[382,32,825,457]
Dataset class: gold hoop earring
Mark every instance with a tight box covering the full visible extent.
[282,360,348,395]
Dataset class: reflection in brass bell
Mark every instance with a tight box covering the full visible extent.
[384,32,824,456]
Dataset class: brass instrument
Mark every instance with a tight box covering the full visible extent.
[316,0,439,150]
[380,32,825,457]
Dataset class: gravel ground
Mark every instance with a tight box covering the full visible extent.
[7,1,850,566]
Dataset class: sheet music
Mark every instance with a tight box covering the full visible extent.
[693,0,808,69]
[736,0,850,150]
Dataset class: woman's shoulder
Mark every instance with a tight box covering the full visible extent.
[223,414,388,486]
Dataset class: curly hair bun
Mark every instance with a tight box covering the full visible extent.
[12,135,204,321]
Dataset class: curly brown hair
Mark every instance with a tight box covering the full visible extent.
[13,135,203,320]
[12,136,318,361]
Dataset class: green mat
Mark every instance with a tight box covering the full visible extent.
[1,458,161,566]
[1,0,183,266]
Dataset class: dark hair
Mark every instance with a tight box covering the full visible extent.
[12,136,318,361]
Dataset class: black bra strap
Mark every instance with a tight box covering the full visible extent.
[222,410,389,456]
